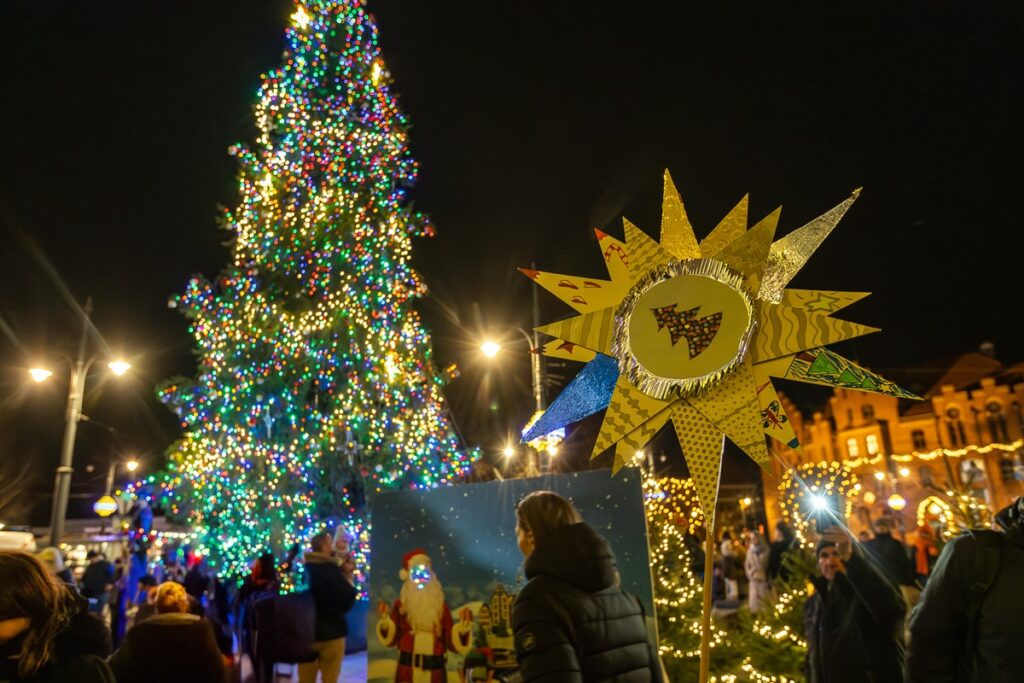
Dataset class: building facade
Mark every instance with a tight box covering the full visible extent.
[763,353,1024,540]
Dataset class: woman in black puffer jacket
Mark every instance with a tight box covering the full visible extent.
[511,490,664,683]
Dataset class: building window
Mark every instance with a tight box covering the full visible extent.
[918,466,934,486]
[911,430,927,450]
[946,406,966,446]
[861,404,875,421]
[846,438,860,458]
[846,409,854,427]
[986,401,1009,442]
[865,434,880,455]
[1000,458,1016,482]
[960,459,987,486]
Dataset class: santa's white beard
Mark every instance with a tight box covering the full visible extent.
[401,573,445,634]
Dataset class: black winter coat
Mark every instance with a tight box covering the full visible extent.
[906,499,1024,683]
[804,551,905,683]
[862,533,913,586]
[511,522,663,683]
[108,613,225,683]
[304,551,357,642]
[0,596,113,683]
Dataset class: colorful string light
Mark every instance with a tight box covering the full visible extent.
[145,0,471,581]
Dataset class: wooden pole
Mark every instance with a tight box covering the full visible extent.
[699,513,715,683]
[700,435,724,683]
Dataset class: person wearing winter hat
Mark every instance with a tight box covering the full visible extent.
[804,528,905,683]
[510,490,665,682]
[376,548,473,682]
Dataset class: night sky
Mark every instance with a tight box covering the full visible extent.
[1,1,1022,524]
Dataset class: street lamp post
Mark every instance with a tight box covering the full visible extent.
[481,321,555,475]
[104,457,140,498]
[34,298,132,548]
[48,299,93,549]
[480,325,545,412]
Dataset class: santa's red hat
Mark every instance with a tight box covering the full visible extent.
[399,548,430,581]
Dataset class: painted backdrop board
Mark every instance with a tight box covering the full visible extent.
[367,468,654,683]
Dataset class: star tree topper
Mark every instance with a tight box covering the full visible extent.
[522,172,917,521]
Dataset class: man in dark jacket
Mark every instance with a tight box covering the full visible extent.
[861,517,914,588]
[511,521,663,682]
[80,551,114,616]
[804,528,906,683]
[298,531,357,683]
[905,496,1024,682]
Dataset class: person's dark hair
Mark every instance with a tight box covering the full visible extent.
[252,552,277,586]
[309,531,333,552]
[816,540,837,558]
[0,551,77,679]
[722,531,732,541]
[514,490,582,545]
[775,520,795,544]
[138,575,157,588]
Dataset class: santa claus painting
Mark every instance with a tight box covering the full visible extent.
[377,548,473,682]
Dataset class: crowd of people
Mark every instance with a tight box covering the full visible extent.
[1,494,1021,682]
[799,496,1024,682]
[0,531,358,683]
[704,520,800,613]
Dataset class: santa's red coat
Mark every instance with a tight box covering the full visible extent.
[380,599,458,683]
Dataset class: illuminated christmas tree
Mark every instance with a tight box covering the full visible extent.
[152,0,471,579]
[642,475,739,680]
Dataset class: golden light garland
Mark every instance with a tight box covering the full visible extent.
[915,494,958,537]
[778,461,859,535]
[844,438,1023,468]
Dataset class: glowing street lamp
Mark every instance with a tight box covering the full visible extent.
[31,298,133,547]
[29,367,54,382]
[107,360,132,376]
[125,459,140,473]
[480,340,502,358]
[873,471,886,481]
[887,493,907,511]
[502,445,515,458]
[480,318,550,472]
[898,466,911,478]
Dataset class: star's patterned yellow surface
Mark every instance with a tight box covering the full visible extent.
[526,171,915,522]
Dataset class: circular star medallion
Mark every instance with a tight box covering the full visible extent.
[611,259,756,399]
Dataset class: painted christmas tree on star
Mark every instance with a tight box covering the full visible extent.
[152,0,471,579]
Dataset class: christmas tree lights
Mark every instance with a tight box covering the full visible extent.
[778,461,859,540]
[149,0,471,580]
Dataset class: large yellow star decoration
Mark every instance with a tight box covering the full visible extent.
[521,171,917,522]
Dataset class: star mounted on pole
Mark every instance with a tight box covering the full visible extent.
[522,171,917,522]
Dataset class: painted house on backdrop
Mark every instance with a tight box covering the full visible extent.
[763,348,1024,539]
